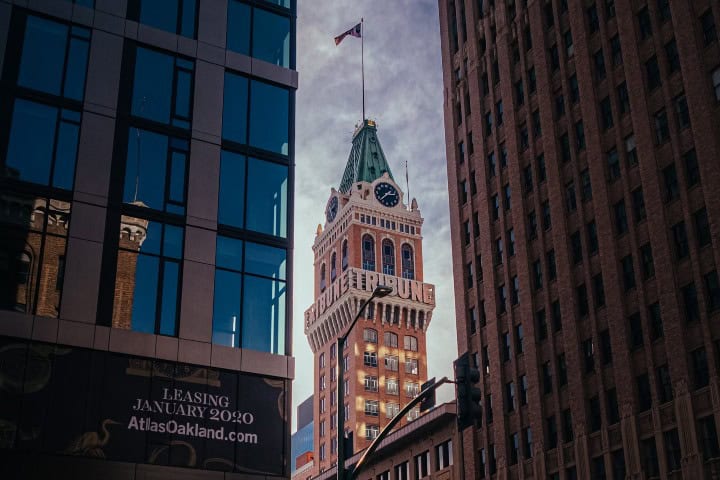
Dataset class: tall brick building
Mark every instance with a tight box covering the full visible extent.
[304,119,436,475]
[439,0,720,478]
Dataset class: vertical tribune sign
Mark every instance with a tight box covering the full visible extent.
[0,337,286,475]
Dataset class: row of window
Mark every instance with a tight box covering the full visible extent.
[319,237,415,291]
[0,12,293,355]
[127,0,292,67]
[362,329,419,349]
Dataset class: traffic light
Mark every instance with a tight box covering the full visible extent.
[454,352,481,430]
[420,377,437,412]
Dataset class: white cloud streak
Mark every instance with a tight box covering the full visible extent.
[292,0,457,430]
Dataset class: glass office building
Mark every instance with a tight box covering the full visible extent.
[0,0,296,478]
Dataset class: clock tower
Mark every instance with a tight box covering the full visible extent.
[304,119,436,474]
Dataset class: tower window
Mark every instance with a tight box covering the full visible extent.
[401,244,415,279]
[382,239,395,276]
[362,234,375,271]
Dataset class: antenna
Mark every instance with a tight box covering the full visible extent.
[134,96,147,202]
[405,160,410,210]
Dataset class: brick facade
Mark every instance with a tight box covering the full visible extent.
[440,0,720,478]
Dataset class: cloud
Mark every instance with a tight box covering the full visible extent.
[292,0,457,430]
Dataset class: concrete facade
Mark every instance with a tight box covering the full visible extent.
[439,0,720,479]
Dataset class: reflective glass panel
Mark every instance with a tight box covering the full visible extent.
[6,100,80,189]
[63,29,90,100]
[113,222,184,335]
[260,0,290,7]
[246,158,287,238]
[138,0,196,38]
[245,242,286,280]
[124,128,168,210]
[218,150,246,228]
[130,254,160,333]
[216,236,244,271]
[227,1,251,55]
[124,128,187,213]
[242,274,286,354]
[253,9,290,67]
[132,48,174,124]
[212,269,242,346]
[249,80,289,154]
[18,17,68,97]
[0,196,70,318]
[6,100,55,186]
[222,72,249,144]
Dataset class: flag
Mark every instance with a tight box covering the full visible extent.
[334,22,362,45]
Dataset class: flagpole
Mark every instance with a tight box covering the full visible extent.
[361,17,365,120]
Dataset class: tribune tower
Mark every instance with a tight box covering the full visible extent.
[304,119,436,474]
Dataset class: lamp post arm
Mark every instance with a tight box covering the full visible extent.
[348,377,453,480]
[337,292,384,480]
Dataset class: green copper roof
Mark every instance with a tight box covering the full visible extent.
[338,119,395,193]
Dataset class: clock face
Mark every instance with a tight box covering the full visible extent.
[326,196,339,222]
[374,182,400,207]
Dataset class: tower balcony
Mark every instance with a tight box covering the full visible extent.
[303,267,436,353]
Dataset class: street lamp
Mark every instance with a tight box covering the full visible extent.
[336,285,393,480]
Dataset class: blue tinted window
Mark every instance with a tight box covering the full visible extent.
[212,269,242,346]
[252,9,290,67]
[218,150,246,228]
[250,80,290,154]
[159,260,179,335]
[136,0,197,38]
[212,235,287,354]
[242,274,286,354]
[123,128,187,213]
[217,236,244,271]
[163,224,184,259]
[5,99,80,189]
[18,16,90,101]
[227,1,251,55]
[245,242,286,280]
[130,254,160,333]
[114,223,184,336]
[261,0,290,8]
[64,28,91,100]
[132,47,194,127]
[222,72,249,143]
[246,158,287,237]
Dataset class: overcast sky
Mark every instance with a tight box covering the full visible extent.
[292,0,457,430]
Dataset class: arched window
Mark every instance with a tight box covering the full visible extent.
[384,332,398,347]
[341,239,349,271]
[401,244,415,279]
[320,263,326,291]
[330,252,337,281]
[362,234,375,271]
[404,335,418,351]
[382,239,395,275]
[363,328,378,343]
